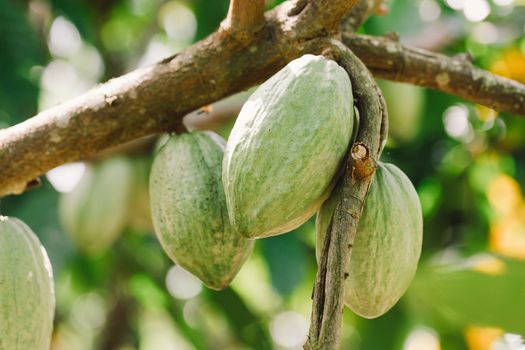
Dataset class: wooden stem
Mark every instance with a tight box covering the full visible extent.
[306,40,387,350]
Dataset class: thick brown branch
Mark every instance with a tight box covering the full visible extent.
[223,0,266,41]
[1,3,524,197]
[344,33,525,115]
[306,40,386,350]
[0,1,357,197]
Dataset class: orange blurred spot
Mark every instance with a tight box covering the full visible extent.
[475,105,498,122]
[465,326,503,350]
[471,255,506,275]
[486,174,522,216]
[490,216,525,259]
[490,48,525,82]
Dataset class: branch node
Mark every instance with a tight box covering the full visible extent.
[384,32,400,42]
[320,47,339,62]
[352,142,368,160]
[104,94,119,107]
[351,143,376,180]
[453,52,474,63]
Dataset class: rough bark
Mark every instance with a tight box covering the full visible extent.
[306,40,386,350]
[344,33,525,115]
[0,0,356,196]
[0,1,524,198]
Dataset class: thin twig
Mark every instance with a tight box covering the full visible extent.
[223,0,266,42]
[306,39,386,350]
[344,33,525,115]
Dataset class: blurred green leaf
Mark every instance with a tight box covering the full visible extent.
[191,0,229,41]
[261,230,308,297]
[120,241,208,350]
[354,304,411,350]
[409,255,525,334]
[364,0,423,37]
[48,0,96,42]
[206,288,273,350]
[130,274,169,310]
[0,0,43,123]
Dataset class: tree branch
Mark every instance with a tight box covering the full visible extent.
[0,1,358,197]
[306,40,386,350]
[223,0,266,41]
[344,33,525,115]
[1,3,525,197]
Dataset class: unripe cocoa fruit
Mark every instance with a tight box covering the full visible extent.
[316,162,423,318]
[223,54,354,239]
[150,131,254,290]
[0,216,55,350]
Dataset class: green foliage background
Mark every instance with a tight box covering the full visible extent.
[1,0,525,349]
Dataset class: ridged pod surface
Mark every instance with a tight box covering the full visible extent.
[59,157,133,255]
[0,216,55,350]
[149,131,254,290]
[223,54,354,239]
[316,163,423,318]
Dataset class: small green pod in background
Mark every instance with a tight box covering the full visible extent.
[0,216,55,350]
[59,157,134,255]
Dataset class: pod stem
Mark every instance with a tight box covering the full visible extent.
[171,121,189,135]
[305,40,388,350]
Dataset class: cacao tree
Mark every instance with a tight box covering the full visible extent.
[1,0,525,349]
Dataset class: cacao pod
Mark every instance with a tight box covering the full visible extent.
[59,157,134,255]
[0,216,55,350]
[223,54,354,239]
[149,131,254,290]
[316,162,423,318]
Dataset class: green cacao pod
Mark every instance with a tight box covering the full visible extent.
[316,162,423,318]
[0,216,55,350]
[223,54,354,239]
[59,157,134,255]
[149,131,254,290]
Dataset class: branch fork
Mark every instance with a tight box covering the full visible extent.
[222,0,266,42]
